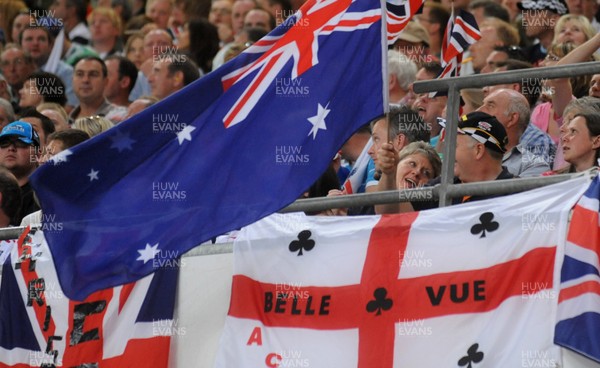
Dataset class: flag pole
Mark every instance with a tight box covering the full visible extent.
[438,0,459,206]
[381,0,390,113]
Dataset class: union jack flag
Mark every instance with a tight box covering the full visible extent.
[555,176,600,363]
[386,0,425,44]
[438,7,480,80]
[0,228,179,367]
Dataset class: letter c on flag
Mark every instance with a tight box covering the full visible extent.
[265,353,282,367]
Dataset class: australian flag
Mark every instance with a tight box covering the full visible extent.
[30,0,387,300]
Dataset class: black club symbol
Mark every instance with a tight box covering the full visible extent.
[458,343,484,368]
[470,212,499,238]
[366,288,393,316]
[289,230,315,256]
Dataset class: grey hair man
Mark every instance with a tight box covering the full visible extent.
[477,88,552,176]
[388,50,418,105]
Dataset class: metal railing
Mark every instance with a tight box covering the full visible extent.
[412,61,600,206]
[1,63,599,251]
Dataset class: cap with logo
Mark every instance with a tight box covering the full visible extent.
[0,121,41,147]
[457,111,508,154]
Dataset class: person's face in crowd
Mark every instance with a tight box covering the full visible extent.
[589,74,600,98]
[244,9,271,32]
[209,0,233,26]
[454,134,479,181]
[562,115,600,167]
[502,0,520,21]
[581,0,599,20]
[367,118,387,168]
[147,0,172,29]
[143,30,173,59]
[523,9,551,38]
[417,6,439,38]
[477,90,512,127]
[104,58,122,102]
[40,139,64,165]
[566,0,599,20]
[40,109,69,132]
[11,14,32,44]
[413,93,446,131]
[90,13,120,44]
[0,107,11,129]
[20,28,52,63]
[73,59,107,104]
[469,26,500,72]
[0,136,36,175]
[395,153,435,189]
[20,117,46,146]
[567,0,584,14]
[556,19,588,46]
[0,48,34,87]
[480,50,508,74]
[148,60,178,99]
[169,1,187,30]
[126,36,145,69]
[49,0,69,20]
[232,0,256,35]
[176,23,190,50]
[19,79,43,108]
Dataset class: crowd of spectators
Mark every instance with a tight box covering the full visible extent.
[0,0,297,225]
[0,0,598,225]
[325,0,600,215]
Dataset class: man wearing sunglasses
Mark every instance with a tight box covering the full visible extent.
[0,121,41,224]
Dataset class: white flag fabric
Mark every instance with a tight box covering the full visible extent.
[215,175,592,368]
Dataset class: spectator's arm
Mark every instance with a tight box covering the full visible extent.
[551,33,600,118]
[374,143,401,214]
[557,32,600,66]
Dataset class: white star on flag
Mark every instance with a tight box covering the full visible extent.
[87,168,99,181]
[176,125,196,145]
[307,103,330,139]
[50,149,72,165]
[110,130,136,152]
[136,243,160,263]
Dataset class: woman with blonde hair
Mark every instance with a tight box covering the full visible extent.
[73,115,114,137]
[531,43,594,151]
[37,102,70,132]
[553,14,596,47]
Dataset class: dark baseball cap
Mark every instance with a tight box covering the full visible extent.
[518,0,568,15]
[0,121,41,147]
[457,111,508,154]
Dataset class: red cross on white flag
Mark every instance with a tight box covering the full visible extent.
[215,175,592,367]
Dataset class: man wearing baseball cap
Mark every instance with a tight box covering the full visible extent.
[0,121,41,224]
[519,0,569,65]
[409,111,515,211]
